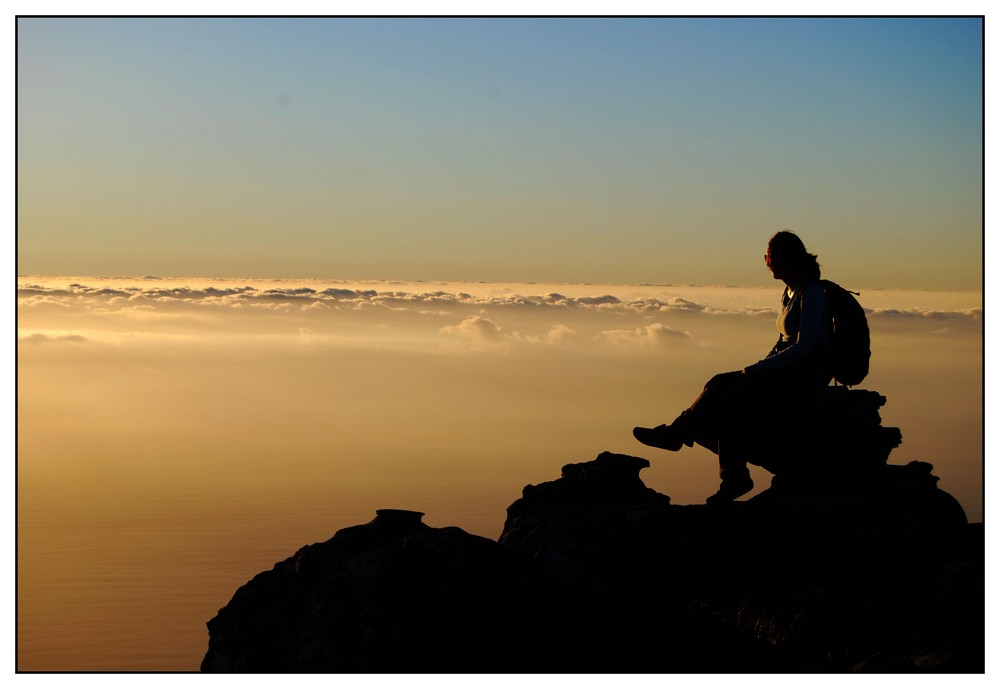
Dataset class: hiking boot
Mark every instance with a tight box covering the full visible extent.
[632,424,685,452]
[705,473,754,504]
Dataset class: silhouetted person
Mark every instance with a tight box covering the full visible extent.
[633,231,833,503]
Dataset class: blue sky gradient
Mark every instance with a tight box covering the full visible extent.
[17,17,983,288]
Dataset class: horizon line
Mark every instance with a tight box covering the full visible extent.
[15,273,984,294]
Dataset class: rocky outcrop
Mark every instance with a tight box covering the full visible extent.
[200,509,548,672]
[733,385,903,478]
[201,390,983,673]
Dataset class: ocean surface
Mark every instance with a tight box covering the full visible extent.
[17,277,983,670]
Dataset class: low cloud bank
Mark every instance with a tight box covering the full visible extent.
[17,279,982,361]
[17,282,982,322]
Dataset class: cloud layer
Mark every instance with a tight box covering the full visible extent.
[18,280,982,319]
[18,279,982,358]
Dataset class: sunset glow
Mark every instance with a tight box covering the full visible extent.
[16,14,983,672]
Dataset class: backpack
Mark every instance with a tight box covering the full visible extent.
[818,279,870,386]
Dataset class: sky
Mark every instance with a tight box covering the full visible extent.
[16,16,983,289]
[11,10,989,671]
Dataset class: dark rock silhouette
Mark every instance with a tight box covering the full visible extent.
[201,390,983,672]
[748,386,903,479]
